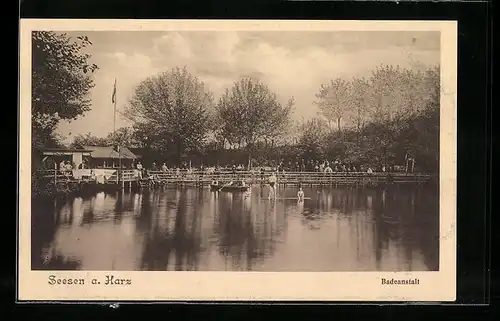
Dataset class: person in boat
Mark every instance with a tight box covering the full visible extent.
[268,172,277,199]
[297,187,304,202]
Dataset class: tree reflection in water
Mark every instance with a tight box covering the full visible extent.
[139,188,203,271]
[31,197,82,270]
[31,185,439,271]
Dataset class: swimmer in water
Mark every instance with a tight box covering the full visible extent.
[268,172,277,199]
[297,187,304,202]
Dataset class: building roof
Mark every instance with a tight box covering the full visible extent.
[82,146,137,160]
[41,147,93,156]
[42,147,93,152]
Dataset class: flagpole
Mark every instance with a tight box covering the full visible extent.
[116,79,123,188]
[113,78,117,134]
[112,78,122,188]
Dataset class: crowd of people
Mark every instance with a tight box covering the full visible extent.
[130,158,385,174]
[51,158,401,174]
[274,159,376,173]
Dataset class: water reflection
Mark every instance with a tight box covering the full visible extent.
[31,185,439,271]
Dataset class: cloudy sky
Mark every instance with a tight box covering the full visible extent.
[56,30,440,143]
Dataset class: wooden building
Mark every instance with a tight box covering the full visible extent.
[40,147,93,170]
[39,145,138,170]
[81,145,137,169]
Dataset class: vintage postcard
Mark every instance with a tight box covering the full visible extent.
[18,19,457,301]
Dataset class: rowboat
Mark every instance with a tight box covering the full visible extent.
[210,183,250,192]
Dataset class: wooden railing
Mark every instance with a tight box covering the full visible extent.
[36,169,138,183]
[36,169,434,186]
[37,170,79,184]
[143,170,433,185]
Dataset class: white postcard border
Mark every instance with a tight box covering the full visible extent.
[18,19,457,302]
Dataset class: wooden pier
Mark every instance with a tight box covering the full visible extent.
[37,169,435,194]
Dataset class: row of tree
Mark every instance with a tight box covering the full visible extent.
[32,31,440,174]
[294,65,440,171]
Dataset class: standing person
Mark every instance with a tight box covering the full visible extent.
[136,161,143,179]
[64,161,73,177]
[268,172,277,200]
[59,160,65,174]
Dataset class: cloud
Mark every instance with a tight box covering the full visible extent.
[213,31,240,65]
[152,32,192,60]
[56,30,440,143]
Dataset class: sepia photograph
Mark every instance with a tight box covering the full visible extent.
[19,19,457,301]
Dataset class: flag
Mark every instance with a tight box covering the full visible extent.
[112,79,117,104]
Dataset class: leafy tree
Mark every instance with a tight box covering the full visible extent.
[32,31,98,150]
[70,127,136,149]
[131,122,154,149]
[315,78,351,132]
[369,64,402,123]
[297,117,329,160]
[70,133,109,148]
[399,69,422,117]
[348,76,372,141]
[124,67,214,165]
[422,66,440,111]
[216,77,293,165]
[106,127,136,148]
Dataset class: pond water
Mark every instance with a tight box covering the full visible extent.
[31,185,439,271]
